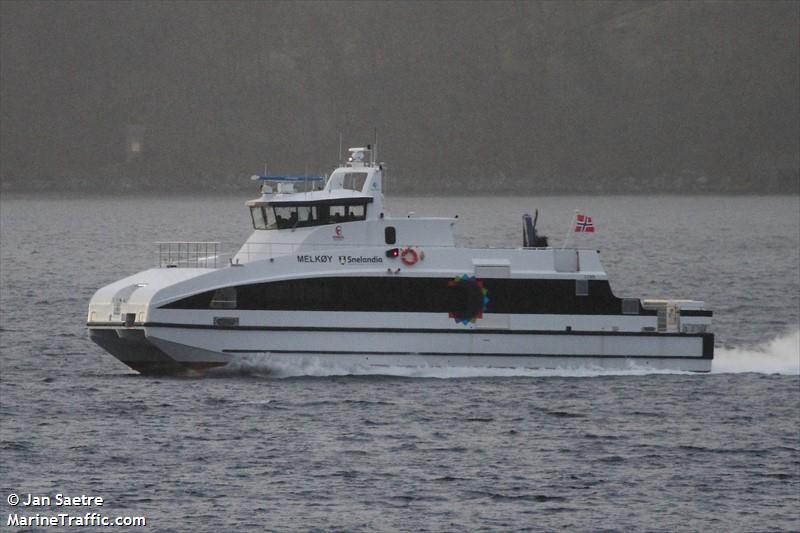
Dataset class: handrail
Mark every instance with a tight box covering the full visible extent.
[228,241,598,264]
[157,242,219,268]
[155,239,598,268]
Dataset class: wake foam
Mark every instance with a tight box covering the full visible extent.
[211,330,799,379]
[221,353,692,379]
[712,329,799,375]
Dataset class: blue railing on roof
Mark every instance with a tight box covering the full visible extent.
[251,175,325,182]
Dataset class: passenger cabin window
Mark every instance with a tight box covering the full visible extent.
[210,287,237,309]
[162,277,628,315]
[250,202,368,230]
[342,172,368,191]
[385,226,396,244]
[622,298,640,314]
[575,279,589,296]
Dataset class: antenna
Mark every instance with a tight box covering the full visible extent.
[338,132,342,165]
[561,209,579,249]
[373,127,378,166]
[260,162,268,194]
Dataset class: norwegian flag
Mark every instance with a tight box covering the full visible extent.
[574,213,595,233]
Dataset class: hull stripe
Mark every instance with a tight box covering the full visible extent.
[221,348,710,360]
[133,321,711,340]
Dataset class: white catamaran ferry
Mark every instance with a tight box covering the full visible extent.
[87,145,714,374]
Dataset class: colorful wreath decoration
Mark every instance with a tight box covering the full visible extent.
[447,274,490,325]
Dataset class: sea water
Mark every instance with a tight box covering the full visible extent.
[1,194,798,531]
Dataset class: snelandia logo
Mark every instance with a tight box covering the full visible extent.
[337,255,383,265]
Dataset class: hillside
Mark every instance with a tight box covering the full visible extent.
[1,1,797,193]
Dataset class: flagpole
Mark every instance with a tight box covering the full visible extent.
[562,210,578,249]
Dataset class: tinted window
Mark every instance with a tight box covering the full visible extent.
[162,278,628,315]
[575,279,589,296]
[210,287,237,309]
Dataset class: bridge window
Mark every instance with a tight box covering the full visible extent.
[345,204,365,221]
[250,207,268,230]
[273,206,302,229]
[342,172,368,191]
[250,202,369,230]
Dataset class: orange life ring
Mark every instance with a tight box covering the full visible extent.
[400,247,418,266]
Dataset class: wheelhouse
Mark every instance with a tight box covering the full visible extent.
[245,147,383,232]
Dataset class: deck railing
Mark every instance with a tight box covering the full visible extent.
[157,242,220,268]
[155,240,597,268]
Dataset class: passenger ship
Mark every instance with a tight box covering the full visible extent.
[87,146,714,374]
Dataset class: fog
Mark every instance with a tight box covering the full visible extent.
[1,0,798,193]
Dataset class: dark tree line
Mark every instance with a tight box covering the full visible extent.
[1,1,798,193]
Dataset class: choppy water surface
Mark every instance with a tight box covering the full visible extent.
[1,194,798,531]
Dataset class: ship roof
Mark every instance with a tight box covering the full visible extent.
[250,175,325,182]
[246,189,374,207]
